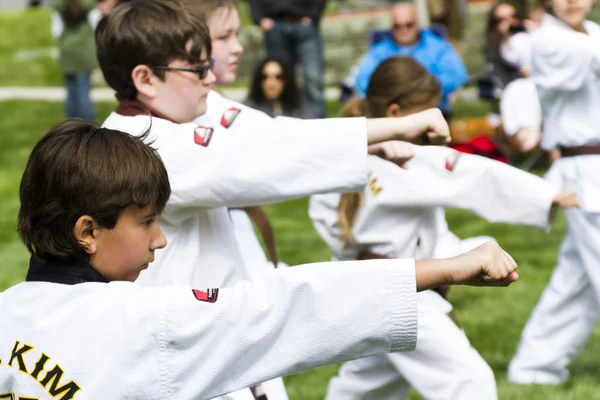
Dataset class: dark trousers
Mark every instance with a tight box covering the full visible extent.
[65,72,95,123]
[264,21,325,118]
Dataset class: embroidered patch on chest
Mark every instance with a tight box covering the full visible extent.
[192,288,219,303]
[221,107,242,128]
[445,151,462,172]
[194,126,214,147]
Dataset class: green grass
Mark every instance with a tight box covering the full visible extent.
[2,99,600,399]
[0,8,63,87]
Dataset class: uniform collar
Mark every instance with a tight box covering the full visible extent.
[113,95,172,120]
[25,256,108,285]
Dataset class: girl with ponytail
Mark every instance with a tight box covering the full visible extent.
[309,55,578,400]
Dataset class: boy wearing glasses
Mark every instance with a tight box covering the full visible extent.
[354,2,468,118]
[98,0,454,290]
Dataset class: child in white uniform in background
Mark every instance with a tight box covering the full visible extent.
[309,56,578,400]
[499,21,544,155]
[508,0,600,385]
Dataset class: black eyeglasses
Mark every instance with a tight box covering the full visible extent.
[151,58,215,79]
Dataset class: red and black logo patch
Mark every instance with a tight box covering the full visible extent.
[445,151,462,172]
[192,288,219,303]
[194,126,214,147]
[220,107,242,128]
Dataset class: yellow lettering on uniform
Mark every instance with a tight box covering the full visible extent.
[0,393,15,400]
[30,353,50,380]
[8,341,33,373]
[19,397,40,400]
[367,173,383,197]
[39,365,81,400]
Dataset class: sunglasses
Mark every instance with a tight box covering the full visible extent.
[261,73,284,81]
[151,58,215,80]
[393,22,416,30]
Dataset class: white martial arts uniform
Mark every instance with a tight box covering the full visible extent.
[309,146,559,400]
[102,98,368,288]
[508,14,600,385]
[103,94,368,400]
[221,209,289,400]
[0,257,417,399]
[500,32,533,72]
[202,92,310,400]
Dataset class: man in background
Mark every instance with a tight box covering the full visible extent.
[355,2,468,119]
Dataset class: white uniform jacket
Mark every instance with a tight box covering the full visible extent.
[531,14,600,151]
[0,259,417,400]
[309,146,559,261]
[102,99,368,287]
[530,14,600,212]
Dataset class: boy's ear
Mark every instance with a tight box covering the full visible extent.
[131,65,158,99]
[74,216,98,255]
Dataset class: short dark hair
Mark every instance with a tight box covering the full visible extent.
[18,119,171,264]
[96,0,212,100]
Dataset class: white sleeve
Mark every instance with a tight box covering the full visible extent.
[531,24,600,91]
[158,260,417,399]
[157,116,368,218]
[374,147,559,230]
[51,11,64,39]
[500,78,542,136]
[500,33,532,69]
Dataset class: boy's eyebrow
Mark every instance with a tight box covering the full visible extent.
[140,211,158,220]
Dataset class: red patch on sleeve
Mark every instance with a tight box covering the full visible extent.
[194,126,214,147]
[445,151,462,172]
[220,107,242,128]
[192,288,219,303]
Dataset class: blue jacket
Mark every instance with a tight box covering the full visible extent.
[354,30,468,112]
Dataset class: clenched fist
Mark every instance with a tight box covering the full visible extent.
[402,108,451,145]
[447,241,519,287]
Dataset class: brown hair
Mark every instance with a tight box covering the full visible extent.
[365,56,441,118]
[485,2,518,47]
[337,95,367,247]
[18,119,171,264]
[340,95,367,119]
[183,0,238,23]
[96,0,212,100]
[337,56,440,247]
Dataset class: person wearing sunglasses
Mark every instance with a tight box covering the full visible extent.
[244,58,309,119]
[354,2,468,120]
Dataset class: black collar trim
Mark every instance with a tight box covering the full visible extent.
[25,256,108,285]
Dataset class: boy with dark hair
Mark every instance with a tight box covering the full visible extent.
[97,0,455,289]
[1,119,517,398]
